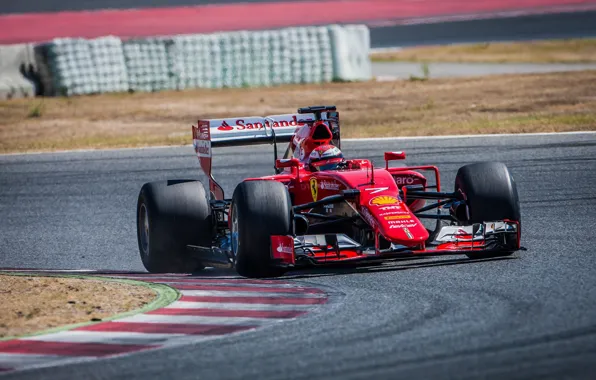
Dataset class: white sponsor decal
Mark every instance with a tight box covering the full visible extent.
[436,225,485,242]
[276,244,293,254]
[379,211,409,216]
[216,116,306,131]
[389,223,418,229]
[394,176,416,185]
[387,219,417,225]
[320,180,340,190]
[485,222,516,233]
[195,139,211,158]
[365,187,389,194]
[379,205,404,211]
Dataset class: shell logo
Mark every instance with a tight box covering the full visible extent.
[369,195,399,206]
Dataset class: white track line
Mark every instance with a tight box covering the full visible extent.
[21,331,190,346]
[0,269,98,273]
[117,314,287,326]
[152,281,302,289]
[343,131,596,142]
[0,353,75,369]
[367,4,596,29]
[165,300,315,311]
[2,131,594,157]
[179,290,325,298]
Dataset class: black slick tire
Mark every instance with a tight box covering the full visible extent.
[231,181,292,278]
[454,162,521,259]
[137,180,211,273]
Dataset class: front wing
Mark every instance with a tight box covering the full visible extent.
[271,220,520,267]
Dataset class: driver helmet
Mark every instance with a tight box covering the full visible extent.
[308,144,344,171]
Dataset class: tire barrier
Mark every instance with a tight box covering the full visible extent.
[33,36,130,96]
[1,24,371,98]
[123,37,176,92]
[90,36,129,94]
[46,38,100,96]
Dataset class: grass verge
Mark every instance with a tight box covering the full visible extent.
[0,274,174,339]
[0,70,595,154]
[370,38,596,64]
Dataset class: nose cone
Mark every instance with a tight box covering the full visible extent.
[365,204,429,246]
[356,170,429,246]
[381,217,429,245]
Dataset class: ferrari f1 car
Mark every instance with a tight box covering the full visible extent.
[136,105,521,278]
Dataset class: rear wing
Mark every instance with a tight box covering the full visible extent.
[192,110,340,200]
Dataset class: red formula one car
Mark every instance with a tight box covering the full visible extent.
[136,105,521,278]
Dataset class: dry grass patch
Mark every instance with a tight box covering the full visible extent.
[1,70,595,153]
[371,39,596,63]
[0,275,156,338]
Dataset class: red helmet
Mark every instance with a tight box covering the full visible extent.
[307,144,344,171]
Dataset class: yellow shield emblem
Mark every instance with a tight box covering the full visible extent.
[310,178,318,202]
[370,195,399,206]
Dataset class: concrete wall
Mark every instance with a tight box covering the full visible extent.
[0,44,37,100]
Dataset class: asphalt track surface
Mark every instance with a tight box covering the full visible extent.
[1,0,589,15]
[369,10,596,48]
[1,132,596,379]
[2,1,596,45]
[0,0,306,13]
[371,61,596,80]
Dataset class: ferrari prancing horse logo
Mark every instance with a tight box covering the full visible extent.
[310,178,318,202]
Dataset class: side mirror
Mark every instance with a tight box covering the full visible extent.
[341,189,360,201]
[275,158,300,169]
[384,151,406,169]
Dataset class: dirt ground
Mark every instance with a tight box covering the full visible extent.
[0,275,156,338]
[0,70,595,153]
[371,39,596,63]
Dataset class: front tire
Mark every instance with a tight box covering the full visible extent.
[231,181,292,278]
[137,180,211,273]
[454,162,520,259]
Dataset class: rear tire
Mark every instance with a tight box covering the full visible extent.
[454,162,520,259]
[231,181,292,278]
[137,180,211,273]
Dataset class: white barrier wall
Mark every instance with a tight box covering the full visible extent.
[329,25,372,81]
[0,44,37,100]
[15,24,371,97]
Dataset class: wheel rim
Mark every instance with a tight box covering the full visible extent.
[139,203,150,257]
[231,206,239,261]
